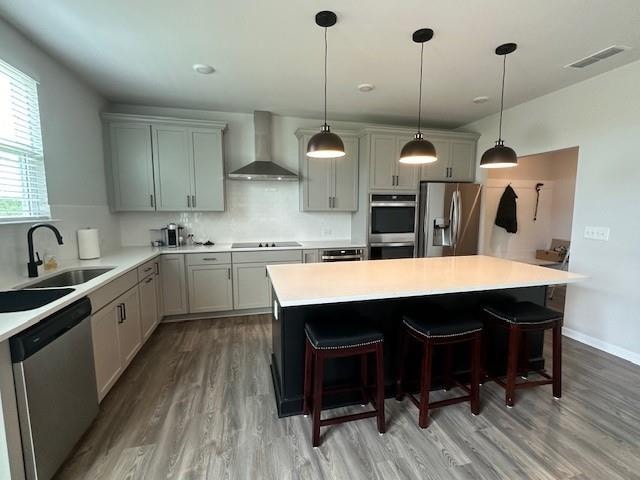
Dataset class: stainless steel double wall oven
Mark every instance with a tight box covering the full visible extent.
[368,193,418,259]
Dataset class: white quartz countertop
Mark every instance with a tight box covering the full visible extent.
[267,255,586,307]
[0,240,364,342]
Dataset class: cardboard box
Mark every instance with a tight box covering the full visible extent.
[536,239,570,263]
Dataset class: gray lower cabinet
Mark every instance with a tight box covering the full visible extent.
[161,254,188,315]
[296,129,359,212]
[302,249,319,263]
[233,262,270,309]
[139,273,159,341]
[187,264,233,313]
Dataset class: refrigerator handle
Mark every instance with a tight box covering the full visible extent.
[449,192,457,249]
[455,190,463,248]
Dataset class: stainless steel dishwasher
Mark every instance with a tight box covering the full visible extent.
[10,297,98,480]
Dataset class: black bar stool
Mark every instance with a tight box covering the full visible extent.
[483,301,563,407]
[396,311,482,428]
[302,319,385,447]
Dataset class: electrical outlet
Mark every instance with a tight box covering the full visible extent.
[584,226,610,241]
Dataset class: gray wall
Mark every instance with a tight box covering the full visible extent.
[465,59,640,365]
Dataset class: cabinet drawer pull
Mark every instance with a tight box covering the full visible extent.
[143,266,153,273]
[145,276,153,284]
[202,257,217,261]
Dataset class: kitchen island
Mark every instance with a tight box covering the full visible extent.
[267,255,584,417]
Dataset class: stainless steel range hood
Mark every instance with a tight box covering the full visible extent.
[228,111,298,181]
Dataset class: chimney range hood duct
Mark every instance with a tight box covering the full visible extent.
[228,111,298,181]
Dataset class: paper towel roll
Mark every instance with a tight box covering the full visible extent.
[77,228,101,259]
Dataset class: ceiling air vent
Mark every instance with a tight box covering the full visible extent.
[565,45,630,69]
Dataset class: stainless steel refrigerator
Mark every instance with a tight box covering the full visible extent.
[417,182,483,257]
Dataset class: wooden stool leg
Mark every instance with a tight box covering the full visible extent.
[303,339,313,416]
[518,332,529,379]
[443,344,453,391]
[505,324,521,407]
[375,342,386,434]
[418,341,433,428]
[395,330,408,400]
[479,330,487,384]
[552,322,562,399]
[312,351,324,447]
[470,333,481,415]
[360,353,369,406]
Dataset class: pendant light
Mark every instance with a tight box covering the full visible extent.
[307,11,345,159]
[399,28,437,165]
[480,43,518,168]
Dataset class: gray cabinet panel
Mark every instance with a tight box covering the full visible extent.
[152,125,191,211]
[305,152,333,211]
[191,129,225,211]
[302,249,319,263]
[420,138,450,182]
[109,123,155,211]
[187,264,233,313]
[369,134,396,190]
[139,274,158,341]
[450,140,476,182]
[117,287,142,367]
[332,137,359,211]
[160,254,188,315]
[233,262,270,310]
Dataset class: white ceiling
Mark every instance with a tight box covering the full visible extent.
[1,0,640,128]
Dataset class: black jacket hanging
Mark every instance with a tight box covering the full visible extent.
[495,185,518,233]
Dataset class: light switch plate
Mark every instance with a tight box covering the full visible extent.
[584,226,610,241]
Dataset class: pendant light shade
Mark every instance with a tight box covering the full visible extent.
[480,43,518,169]
[399,28,437,165]
[307,11,345,159]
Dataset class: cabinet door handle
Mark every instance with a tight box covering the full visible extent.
[191,195,196,208]
[449,167,453,178]
[187,195,191,208]
[332,196,336,209]
[122,302,127,320]
[150,194,154,208]
[117,304,124,323]
[154,262,159,275]
[227,268,231,280]
[265,267,268,277]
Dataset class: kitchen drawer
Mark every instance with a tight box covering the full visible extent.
[186,252,232,266]
[232,250,302,264]
[88,269,138,313]
[137,257,159,281]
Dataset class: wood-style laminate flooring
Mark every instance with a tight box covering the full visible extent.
[56,314,640,480]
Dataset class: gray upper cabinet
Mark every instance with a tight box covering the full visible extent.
[108,123,155,211]
[366,133,419,192]
[296,129,359,212]
[420,137,477,182]
[102,113,227,212]
[191,128,225,211]
[152,125,192,211]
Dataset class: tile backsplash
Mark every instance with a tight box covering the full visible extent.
[119,181,351,246]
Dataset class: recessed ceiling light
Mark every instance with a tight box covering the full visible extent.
[193,64,215,75]
[473,96,489,104]
[357,83,375,92]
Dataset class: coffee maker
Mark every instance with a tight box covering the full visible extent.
[162,223,184,248]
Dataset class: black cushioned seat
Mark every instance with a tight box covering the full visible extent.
[483,301,562,325]
[402,312,482,338]
[305,319,383,349]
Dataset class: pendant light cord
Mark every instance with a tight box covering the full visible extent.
[323,26,328,127]
[498,54,506,141]
[417,42,424,135]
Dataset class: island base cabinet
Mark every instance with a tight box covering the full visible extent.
[91,286,143,402]
[139,273,159,341]
[188,264,233,313]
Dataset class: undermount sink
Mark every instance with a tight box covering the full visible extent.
[25,268,114,289]
[0,288,75,313]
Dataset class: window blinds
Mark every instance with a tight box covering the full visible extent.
[0,59,50,222]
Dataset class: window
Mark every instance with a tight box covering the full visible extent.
[0,59,49,222]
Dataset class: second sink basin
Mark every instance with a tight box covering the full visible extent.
[26,268,114,288]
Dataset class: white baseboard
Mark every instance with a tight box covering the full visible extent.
[563,327,640,366]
